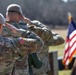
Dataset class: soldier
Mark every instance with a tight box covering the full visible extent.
[5,4,65,75]
[0,13,44,75]
[24,20,65,75]
[5,4,44,75]
[6,4,64,46]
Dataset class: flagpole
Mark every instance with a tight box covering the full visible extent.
[62,12,72,69]
[63,12,72,69]
[68,12,72,24]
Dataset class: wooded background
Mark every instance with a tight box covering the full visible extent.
[0,0,76,26]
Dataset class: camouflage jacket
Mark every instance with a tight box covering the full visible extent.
[0,35,43,75]
[4,20,64,46]
[2,20,63,75]
[15,20,65,75]
[2,21,43,50]
[26,20,64,75]
[27,20,64,46]
[0,36,21,75]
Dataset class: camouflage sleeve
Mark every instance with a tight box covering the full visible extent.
[28,24,53,45]
[10,29,28,38]
[18,38,39,54]
[28,20,64,46]
[7,26,44,51]
[16,29,26,37]
[21,31,44,51]
[29,20,45,28]
[34,35,44,52]
[0,36,16,75]
[48,32,65,46]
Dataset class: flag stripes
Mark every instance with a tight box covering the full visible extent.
[63,22,76,66]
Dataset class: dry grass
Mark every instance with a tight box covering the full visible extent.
[51,28,67,39]
[49,29,67,56]
[49,28,71,75]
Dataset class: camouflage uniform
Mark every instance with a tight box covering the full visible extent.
[14,20,65,75]
[26,20,65,75]
[0,35,43,75]
[0,36,26,75]
[0,13,27,75]
[0,12,43,75]
[6,21,64,75]
[5,4,64,75]
[6,3,44,75]
[28,20,64,46]
[2,22,44,75]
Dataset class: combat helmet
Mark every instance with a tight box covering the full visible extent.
[0,13,5,24]
[6,4,23,15]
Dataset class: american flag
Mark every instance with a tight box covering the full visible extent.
[18,37,25,45]
[62,14,76,66]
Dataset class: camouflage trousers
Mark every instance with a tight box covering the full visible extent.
[0,62,14,75]
[12,67,28,75]
[0,62,28,75]
[32,52,51,75]
[13,53,43,75]
[10,48,50,75]
[31,46,51,75]
[11,56,28,75]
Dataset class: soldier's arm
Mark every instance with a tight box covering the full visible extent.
[27,20,48,28]
[5,23,25,36]
[27,20,64,46]
[21,16,43,28]
[5,23,19,33]
[21,31,44,51]
[49,32,65,46]
[21,15,31,24]
[17,37,44,54]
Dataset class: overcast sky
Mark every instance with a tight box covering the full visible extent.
[62,0,76,3]
[62,0,68,3]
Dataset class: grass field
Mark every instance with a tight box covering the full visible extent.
[49,29,72,75]
[49,29,67,56]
